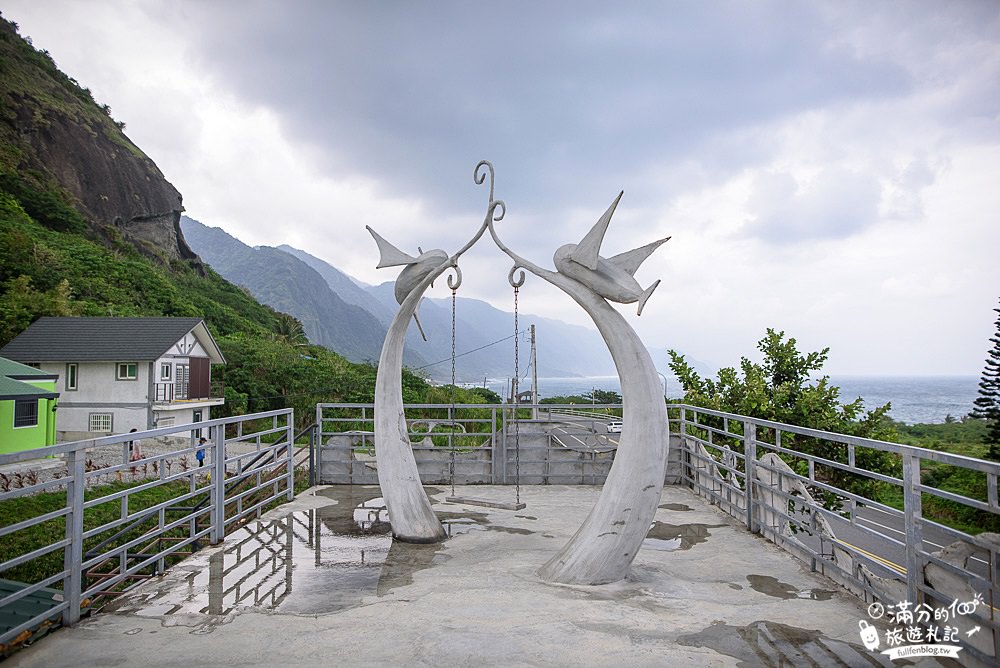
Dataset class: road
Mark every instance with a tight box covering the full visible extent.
[823,502,988,580]
[543,411,619,452]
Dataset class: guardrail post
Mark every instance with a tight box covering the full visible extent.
[62,447,85,626]
[315,402,323,475]
[211,424,226,544]
[679,407,690,488]
[308,423,316,487]
[902,451,923,606]
[286,413,295,500]
[744,420,757,533]
[491,406,498,484]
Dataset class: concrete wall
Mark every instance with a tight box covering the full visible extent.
[318,431,681,486]
[43,361,151,438]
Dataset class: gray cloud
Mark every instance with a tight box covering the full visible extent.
[155,1,925,216]
[7,0,1000,375]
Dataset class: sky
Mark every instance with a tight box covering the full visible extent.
[5,1,1000,376]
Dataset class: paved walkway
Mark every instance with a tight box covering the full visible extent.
[8,485,933,667]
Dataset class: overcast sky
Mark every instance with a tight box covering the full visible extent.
[6,1,1000,376]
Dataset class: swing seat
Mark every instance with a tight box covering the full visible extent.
[445,495,526,511]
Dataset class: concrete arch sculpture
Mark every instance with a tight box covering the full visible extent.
[370,161,671,584]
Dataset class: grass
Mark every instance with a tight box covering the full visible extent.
[0,466,311,592]
[875,419,1000,535]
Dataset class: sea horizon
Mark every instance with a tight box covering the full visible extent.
[463,374,980,425]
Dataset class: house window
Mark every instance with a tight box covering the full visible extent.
[160,362,172,381]
[89,413,113,432]
[66,363,78,391]
[116,363,138,380]
[13,399,38,428]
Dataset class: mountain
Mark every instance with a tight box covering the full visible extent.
[180,217,422,366]
[277,245,394,322]
[0,14,285,345]
[184,209,689,385]
[428,295,617,378]
[185,218,621,380]
[0,15,196,265]
[0,15,433,427]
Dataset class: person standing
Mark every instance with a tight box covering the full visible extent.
[196,437,206,467]
[128,428,142,462]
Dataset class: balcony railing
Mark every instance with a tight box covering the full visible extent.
[154,380,225,403]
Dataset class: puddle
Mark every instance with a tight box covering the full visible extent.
[486,526,535,535]
[677,620,887,667]
[642,521,725,551]
[105,486,490,618]
[658,503,693,511]
[746,575,836,601]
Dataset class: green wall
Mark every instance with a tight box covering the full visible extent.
[0,379,58,454]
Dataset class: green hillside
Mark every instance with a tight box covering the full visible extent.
[0,14,447,424]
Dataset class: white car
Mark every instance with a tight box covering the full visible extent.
[606,420,622,433]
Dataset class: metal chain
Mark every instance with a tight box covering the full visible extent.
[513,286,520,505]
[451,287,457,497]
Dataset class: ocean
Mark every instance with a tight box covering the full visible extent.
[478,375,980,425]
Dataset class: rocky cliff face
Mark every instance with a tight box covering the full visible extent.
[0,14,196,263]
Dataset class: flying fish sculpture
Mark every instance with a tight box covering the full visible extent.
[366,225,448,341]
[552,192,670,315]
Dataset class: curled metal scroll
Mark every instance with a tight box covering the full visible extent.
[446,265,463,290]
[475,160,496,203]
[507,265,526,289]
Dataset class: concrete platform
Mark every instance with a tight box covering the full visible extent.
[8,485,926,667]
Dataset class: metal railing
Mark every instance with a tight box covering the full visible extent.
[316,400,999,663]
[316,403,622,486]
[670,404,1000,665]
[153,380,225,403]
[0,409,294,650]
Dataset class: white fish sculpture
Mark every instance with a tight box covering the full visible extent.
[552,192,670,315]
[366,225,448,341]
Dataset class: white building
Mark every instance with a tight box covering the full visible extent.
[0,317,225,439]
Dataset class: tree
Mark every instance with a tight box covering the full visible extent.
[583,388,622,404]
[971,301,1000,461]
[273,312,308,345]
[0,275,84,345]
[668,329,899,497]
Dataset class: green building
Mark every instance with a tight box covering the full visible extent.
[0,357,59,454]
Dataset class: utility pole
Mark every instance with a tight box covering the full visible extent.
[530,324,538,418]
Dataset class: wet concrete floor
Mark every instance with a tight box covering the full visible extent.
[9,485,942,667]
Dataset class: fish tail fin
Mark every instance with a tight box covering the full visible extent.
[637,280,660,316]
[413,312,428,341]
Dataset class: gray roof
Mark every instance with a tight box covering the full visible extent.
[0,317,225,364]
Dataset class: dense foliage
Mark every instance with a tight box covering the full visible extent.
[970,300,1000,461]
[668,329,900,497]
[0,192,280,343]
[0,168,438,424]
[895,418,1000,533]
